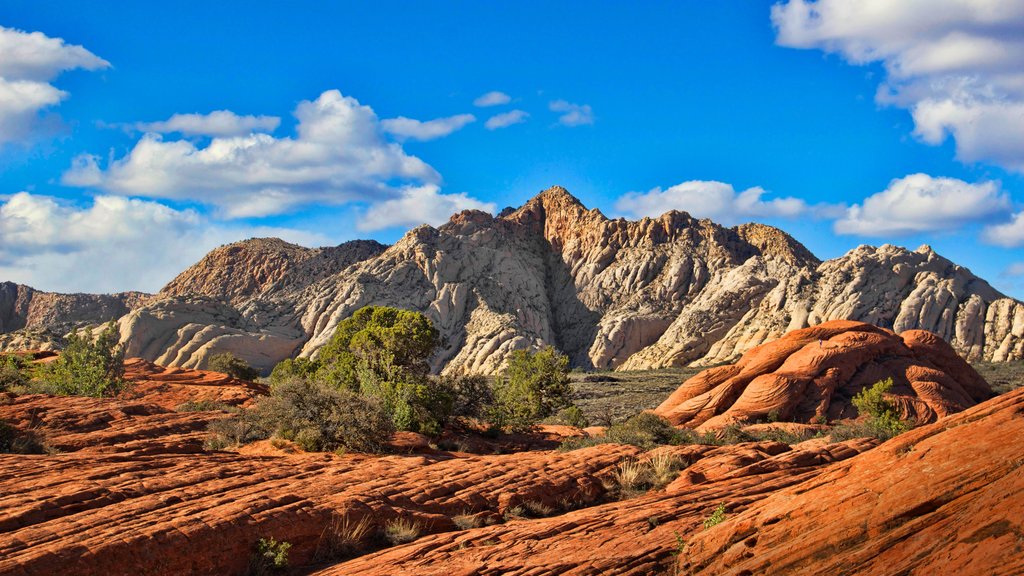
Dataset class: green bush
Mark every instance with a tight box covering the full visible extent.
[208,352,259,381]
[491,346,574,432]
[37,322,125,397]
[702,503,727,529]
[844,377,911,441]
[268,357,317,387]
[207,377,394,453]
[547,405,589,428]
[0,355,27,392]
[249,537,291,575]
[560,412,688,451]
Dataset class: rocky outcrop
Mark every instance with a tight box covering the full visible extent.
[160,238,386,306]
[119,357,268,410]
[9,186,1024,373]
[0,281,149,335]
[678,385,1024,576]
[654,320,993,429]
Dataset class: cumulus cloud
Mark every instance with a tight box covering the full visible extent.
[0,192,326,293]
[358,184,497,231]
[549,100,594,126]
[473,91,511,107]
[983,211,1024,247]
[0,25,109,145]
[772,0,1024,172]
[834,173,1009,236]
[615,180,814,225]
[133,110,280,137]
[485,109,529,130]
[380,113,475,141]
[62,90,452,218]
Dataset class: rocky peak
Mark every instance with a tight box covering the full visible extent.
[734,222,820,267]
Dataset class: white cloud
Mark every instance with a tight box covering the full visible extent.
[380,113,475,141]
[772,0,1024,172]
[358,184,497,231]
[834,173,1009,236]
[549,100,594,126]
[0,25,109,145]
[473,91,511,107]
[983,211,1024,247]
[62,90,445,218]
[134,110,280,137]
[485,109,529,130]
[0,192,326,293]
[615,180,812,225]
[1003,262,1024,277]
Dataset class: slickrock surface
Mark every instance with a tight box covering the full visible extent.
[311,439,877,575]
[0,393,218,454]
[0,441,639,576]
[678,386,1024,576]
[119,357,268,409]
[655,320,993,429]
[7,187,1023,372]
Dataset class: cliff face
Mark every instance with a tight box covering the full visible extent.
[0,281,149,342]
[5,186,1023,372]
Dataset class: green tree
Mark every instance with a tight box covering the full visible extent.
[268,357,317,387]
[41,322,125,397]
[208,352,259,380]
[492,346,574,432]
[852,377,910,439]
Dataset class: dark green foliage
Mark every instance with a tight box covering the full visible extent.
[0,421,47,454]
[38,322,125,397]
[0,355,27,392]
[440,374,494,421]
[208,352,259,381]
[548,405,589,428]
[560,412,687,450]
[268,357,317,387]
[316,306,438,391]
[492,346,574,432]
[207,377,394,453]
[249,537,291,575]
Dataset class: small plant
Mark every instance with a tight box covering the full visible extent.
[522,500,555,518]
[549,405,589,428]
[383,517,421,545]
[452,512,481,530]
[615,459,649,498]
[702,503,727,529]
[766,409,780,423]
[503,505,527,521]
[850,377,910,440]
[0,355,27,392]
[560,412,685,451]
[315,514,374,561]
[208,352,260,380]
[0,421,48,454]
[249,537,291,575]
[648,452,685,489]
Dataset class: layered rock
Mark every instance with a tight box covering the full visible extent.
[0,281,148,335]
[654,320,993,429]
[9,186,1024,373]
[678,385,1024,576]
[119,357,268,410]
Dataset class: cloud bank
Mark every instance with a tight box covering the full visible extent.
[615,180,814,225]
[773,0,1024,172]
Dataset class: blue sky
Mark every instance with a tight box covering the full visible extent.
[1,0,1023,296]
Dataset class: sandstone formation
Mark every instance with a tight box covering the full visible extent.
[0,281,148,336]
[6,187,1024,373]
[678,386,1024,576]
[655,320,993,429]
[119,357,268,410]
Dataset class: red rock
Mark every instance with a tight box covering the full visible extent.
[119,357,267,410]
[655,320,992,429]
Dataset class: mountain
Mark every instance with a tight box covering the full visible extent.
[4,186,1023,372]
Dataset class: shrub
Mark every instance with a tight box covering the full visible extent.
[383,518,421,545]
[452,512,481,530]
[249,537,290,575]
[702,503,727,529]
[37,322,125,397]
[0,421,47,454]
[561,412,685,451]
[491,346,573,432]
[439,374,494,421]
[315,514,374,561]
[610,453,687,499]
[0,355,27,392]
[211,377,395,453]
[547,405,590,428]
[841,377,911,441]
[208,352,259,381]
[269,357,318,387]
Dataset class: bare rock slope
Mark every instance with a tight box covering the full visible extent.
[9,186,1023,372]
[655,319,994,429]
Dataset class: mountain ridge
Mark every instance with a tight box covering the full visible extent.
[2,186,1022,371]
